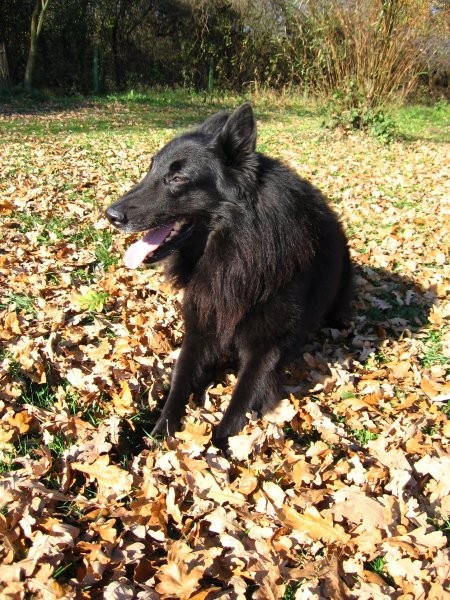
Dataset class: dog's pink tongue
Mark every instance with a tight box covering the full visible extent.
[124,224,174,269]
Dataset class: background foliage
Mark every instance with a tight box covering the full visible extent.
[1,0,449,103]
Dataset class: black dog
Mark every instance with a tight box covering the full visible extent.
[106,103,352,447]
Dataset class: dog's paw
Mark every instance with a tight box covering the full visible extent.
[211,429,230,451]
[150,416,175,438]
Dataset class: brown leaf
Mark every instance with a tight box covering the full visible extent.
[280,505,350,544]
[71,455,133,500]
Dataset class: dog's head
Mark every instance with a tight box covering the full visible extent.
[105,102,257,268]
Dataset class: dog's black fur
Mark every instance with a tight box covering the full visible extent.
[106,103,352,447]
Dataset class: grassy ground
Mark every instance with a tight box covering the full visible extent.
[0,90,449,598]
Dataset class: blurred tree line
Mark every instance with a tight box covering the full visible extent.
[0,0,449,102]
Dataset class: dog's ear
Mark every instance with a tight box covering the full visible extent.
[215,102,256,167]
[198,111,230,136]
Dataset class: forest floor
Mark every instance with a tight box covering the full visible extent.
[0,91,449,599]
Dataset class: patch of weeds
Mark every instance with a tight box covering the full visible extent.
[71,225,118,269]
[0,292,37,315]
[392,198,416,209]
[83,483,98,500]
[365,555,395,586]
[283,583,302,599]
[363,288,428,330]
[422,424,438,437]
[116,409,161,457]
[57,501,85,520]
[78,290,109,312]
[45,272,61,285]
[0,350,22,378]
[12,211,72,244]
[18,380,57,409]
[14,434,41,459]
[64,387,81,416]
[367,556,387,576]
[351,428,378,445]
[70,267,97,285]
[44,472,62,490]
[48,432,74,458]
[79,396,109,426]
[44,216,73,242]
[12,210,38,233]
[53,560,79,582]
[440,402,450,418]
[94,230,118,269]
[0,454,16,473]
[331,413,346,425]
[428,517,450,545]
[324,82,396,142]
[366,109,397,144]
[420,330,448,370]
[70,223,100,247]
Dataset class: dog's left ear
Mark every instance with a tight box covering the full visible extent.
[215,102,256,167]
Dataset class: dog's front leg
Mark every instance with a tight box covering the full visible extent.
[151,334,217,437]
[213,347,282,448]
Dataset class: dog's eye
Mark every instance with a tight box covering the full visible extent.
[171,175,186,184]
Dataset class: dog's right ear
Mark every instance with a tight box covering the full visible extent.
[214,102,256,168]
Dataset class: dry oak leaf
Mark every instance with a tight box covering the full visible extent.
[155,541,206,600]
[8,410,33,434]
[228,427,267,460]
[264,397,298,424]
[290,458,315,486]
[111,379,137,416]
[175,420,211,450]
[155,563,204,600]
[280,505,350,544]
[332,487,388,530]
[383,526,447,555]
[103,580,135,600]
[186,469,246,507]
[414,454,450,501]
[2,311,22,335]
[71,455,133,499]
[91,518,118,544]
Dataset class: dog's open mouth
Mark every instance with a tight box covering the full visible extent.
[124,220,193,269]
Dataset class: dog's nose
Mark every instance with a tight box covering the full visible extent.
[105,206,127,227]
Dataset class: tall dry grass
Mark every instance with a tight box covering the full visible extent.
[288,0,429,110]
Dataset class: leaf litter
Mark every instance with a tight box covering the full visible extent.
[0,100,449,598]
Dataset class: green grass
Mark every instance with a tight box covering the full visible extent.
[420,329,448,370]
[47,432,74,458]
[283,582,302,599]
[362,288,429,330]
[367,556,387,576]
[391,100,450,143]
[6,211,117,270]
[0,89,447,146]
[428,517,450,544]
[18,381,57,409]
[351,428,379,445]
[0,293,37,315]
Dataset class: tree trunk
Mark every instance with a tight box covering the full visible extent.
[24,0,50,90]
